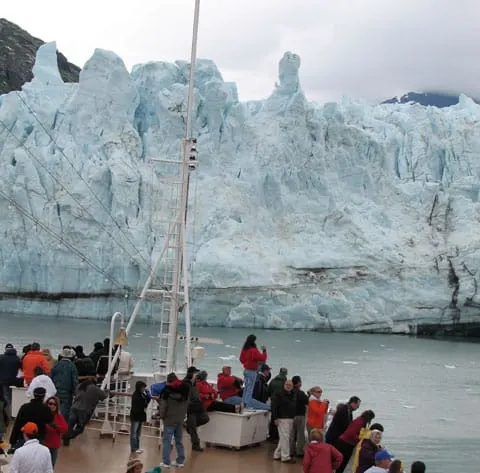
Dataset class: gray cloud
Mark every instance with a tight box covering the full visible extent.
[3,0,480,103]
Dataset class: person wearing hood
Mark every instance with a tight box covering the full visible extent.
[9,387,53,448]
[195,371,236,413]
[74,346,86,359]
[306,386,329,440]
[22,343,51,385]
[303,428,343,473]
[88,342,104,368]
[159,373,189,468]
[0,343,21,407]
[267,367,288,442]
[26,367,57,401]
[51,348,79,422]
[336,410,376,473]
[354,423,384,473]
[364,450,394,473]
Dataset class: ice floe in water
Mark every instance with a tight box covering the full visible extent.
[342,361,359,365]
[133,333,143,338]
[444,364,456,369]
[362,350,369,353]
[218,355,237,361]
[402,405,416,409]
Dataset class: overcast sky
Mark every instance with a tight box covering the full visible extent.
[3,0,480,103]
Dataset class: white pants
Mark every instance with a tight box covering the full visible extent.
[273,418,293,461]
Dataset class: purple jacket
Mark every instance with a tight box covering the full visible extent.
[356,439,381,473]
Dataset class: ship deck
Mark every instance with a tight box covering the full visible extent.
[51,427,299,473]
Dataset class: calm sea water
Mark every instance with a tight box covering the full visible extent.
[0,314,478,473]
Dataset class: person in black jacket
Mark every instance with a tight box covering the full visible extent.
[325,396,361,445]
[290,375,309,457]
[253,363,271,404]
[0,343,21,407]
[129,381,151,454]
[271,379,297,463]
[9,387,53,449]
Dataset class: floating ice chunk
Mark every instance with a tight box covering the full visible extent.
[133,333,143,338]
[362,350,369,353]
[295,340,301,343]
[342,361,359,365]
[218,355,237,360]
[444,364,456,369]
[402,405,416,409]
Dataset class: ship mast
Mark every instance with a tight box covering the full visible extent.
[165,0,201,372]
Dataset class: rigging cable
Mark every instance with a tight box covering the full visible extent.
[13,92,151,268]
[0,188,127,290]
[0,118,150,270]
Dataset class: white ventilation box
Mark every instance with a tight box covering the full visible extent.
[199,410,269,449]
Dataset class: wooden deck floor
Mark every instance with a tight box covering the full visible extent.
[51,427,301,473]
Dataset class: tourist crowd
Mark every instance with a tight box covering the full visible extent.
[0,335,427,473]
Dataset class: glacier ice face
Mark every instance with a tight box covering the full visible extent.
[1,44,480,331]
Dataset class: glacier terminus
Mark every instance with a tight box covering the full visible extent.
[1,43,480,331]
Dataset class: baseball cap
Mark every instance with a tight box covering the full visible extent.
[33,387,47,398]
[21,422,38,435]
[187,366,200,374]
[260,363,271,371]
[375,450,394,461]
[5,343,13,349]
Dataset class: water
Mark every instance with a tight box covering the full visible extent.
[1,314,479,472]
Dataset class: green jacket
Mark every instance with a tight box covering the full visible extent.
[267,374,287,399]
[51,359,78,397]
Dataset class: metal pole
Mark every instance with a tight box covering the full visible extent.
[165,0,201,373]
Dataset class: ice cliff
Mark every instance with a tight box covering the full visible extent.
[1,44,480,331]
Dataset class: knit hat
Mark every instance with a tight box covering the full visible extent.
[166,372,178,383]
[5,343,13,349]
[279,367,288,375]
[61,348,76,359]
[33,387,46,398]
[127,457,143,471]
[21,422,38,435]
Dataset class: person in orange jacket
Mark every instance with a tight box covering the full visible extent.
[306,386,330,440]
[22,343,51,385]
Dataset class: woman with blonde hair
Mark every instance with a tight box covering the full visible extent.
[306,386,329,440]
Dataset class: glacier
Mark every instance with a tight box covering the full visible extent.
[1,43,480,331]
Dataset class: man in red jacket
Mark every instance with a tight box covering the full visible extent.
[217,366,243,403]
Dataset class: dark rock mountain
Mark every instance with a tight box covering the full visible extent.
[0,18,80,95]
[382,91,480,108]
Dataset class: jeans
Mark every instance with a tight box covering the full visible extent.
[162,424,185,465]
[1,385,11,407]
[49,448,58,467]
[242,369,258,408]
[58,394,73,421]
[224,395,270,411]
[130,421,143,452]
[67,408,89,439]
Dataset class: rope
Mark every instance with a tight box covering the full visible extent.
[0,118,149,270]
[0,188,126,290]
[13,92,151,269]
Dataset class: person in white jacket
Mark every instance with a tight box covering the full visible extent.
[8,421,53,473]
[26,367,56,401]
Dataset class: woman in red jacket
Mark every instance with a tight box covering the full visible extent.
[239,334,267,408]
[303,428,343,473]
[335,410,375,473]
[44,396,68,467]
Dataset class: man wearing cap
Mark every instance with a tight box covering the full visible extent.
[51,347,79,421]
[0,343,21,408]
[9,387,53,449]
[364,450,394,473]
[183,366,203,452]
[8,422,53,473]
[252,364,272,410]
